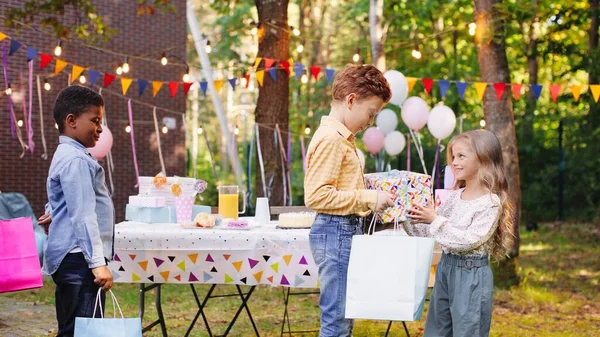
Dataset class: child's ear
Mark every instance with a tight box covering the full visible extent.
[65,114,77,128]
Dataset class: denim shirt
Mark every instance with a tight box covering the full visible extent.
[42,136,114,275]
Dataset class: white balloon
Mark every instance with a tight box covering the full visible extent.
[355,148,366,171]
[384,131,406,156]
[375,109,398,135]
[384,70,408,106]
[427,104,457,139]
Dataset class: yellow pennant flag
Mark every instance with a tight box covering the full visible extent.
[253,57,262,69]
[71,65,85,84]
[152,81,163,97]
[121,77,133,95]
[569,85,582,102]
[54,59,68,75]
[590,85,600,103]
[474,82,487,101]
[256,70,265,86]
[0,32,7,42]
[406,77,418,93]
[214,79,224,93]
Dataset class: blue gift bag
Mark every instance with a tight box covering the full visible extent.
[74,289,142,337]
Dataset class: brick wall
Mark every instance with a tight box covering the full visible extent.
[0,0,187,221]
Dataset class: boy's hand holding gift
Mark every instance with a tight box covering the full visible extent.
[375,191,395,213]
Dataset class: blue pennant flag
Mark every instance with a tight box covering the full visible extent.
[88,70,100,87]
[455,81,468,100]
[438,80,450,98]
[325,68,335,84]
[199,81,208,96]
[268,68,278,81]
[26,47,37,62]
[137,79,149,96]
[531,84,543,100]
[9,40,22,56]
[228,78,237,91]
[294,63,304,80]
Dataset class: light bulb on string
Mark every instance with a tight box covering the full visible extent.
[44,79,51,91]
[297,40,305,53]
[480,119,486,128]
[411,43,422,59]
[160,52,168,66]
[116,66,123,75]
[291,26,300,36]
[468,23,477,36]
[304,125,311,135]
[250,22,260,36]
[205,40,212,53]
[240,74,248,88]
[301,73,308,84]
[162,125,168,134]
[122,56,130,73]
[233,126,240,135]
[353,47,360,63]
[5,84,11,96]
[197,127,203,135]
[54,40,62,56]
[182,66,191,82]
[125,125,131,133]
[79,74,86,84]
[17,119,23,127]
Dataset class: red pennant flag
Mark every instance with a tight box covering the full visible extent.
[279,60,291,75]
[511,84,523,100]
[264,58,275,72]
[39,53,53,70]
[245,74,250,88]
[183,82,193,95]
[168,82,180,98]
[493,83,506,101]
[310,66,321,80]
[550,84,561,103]
[103,73,116,88]
[422,78,434,95]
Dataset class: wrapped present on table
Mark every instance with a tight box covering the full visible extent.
[125,204,211,224]
[364,170,432,223]
[128,196,166,208]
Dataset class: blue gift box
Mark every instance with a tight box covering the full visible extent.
[125,204,211,223]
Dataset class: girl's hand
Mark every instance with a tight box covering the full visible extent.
[407,200,437,224]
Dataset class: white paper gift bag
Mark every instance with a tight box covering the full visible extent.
[345,231,435,321]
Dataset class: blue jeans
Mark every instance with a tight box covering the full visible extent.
[309,214,364,337]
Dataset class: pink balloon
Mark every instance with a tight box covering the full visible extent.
[87,125,113,159]
[362,127,385,155]
[401,96,430,131]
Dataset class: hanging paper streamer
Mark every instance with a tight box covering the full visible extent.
[300,135,307,174]
[406,77,418,93]
[98,89,115,195]
[36,76,48,160]
[276,125,292,206]
[422,78,434,95]
[531,84,543,100]
[3,41,16,138]
[255,124,268,198]
[438,80,450,98]
[127,99,140,187]
[152,107,167,176]
[455,81,468,100]
[325,68,335,84]
[570,85,581,102]
[493,82,506,101]
[247,125,255,204]
[512,83,523,100]
[137,79,149,96]
[88,70,101,87]
[27,60,35,152]
[273,127,285,203]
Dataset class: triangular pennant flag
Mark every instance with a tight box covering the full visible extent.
[267,276,274,283]
[253,57,262,69]
[174,275,181,281]
[203,271,213,282]
[189,272,199,282]
[9,39,22,56]
[295,275,304,287]
[148,275,154,282]
[299,256,308,265]
[39,53,53,70]
[183,82,193,95]
[103,73,116,88]
[244,74,250,88]
[152,81,163,97]
[264,58,275,71]
[455,81,468,100]
[248,258,259,269]
[550,84,561,103]
[210,266,217,273]
[224,274,234,283]
[131,273,141,282]
[168,81,179,98]
[256,70,265,86]
[188,253,198,264]
[303,270,311,276]
[214,80,224,93]
[177,261,185,271]
[281,275,290,286]
[228,78,237,91]
[294,64,304,80]
[271,262,279,273]
[223,254,231,261]
[493,82,506,101]
[121,77,133,95]
[206,254,214,262]
[531,84,543,100]
[26,47,37,62]
[112,271,120,280]
[590,85,600,103]
[137,79,149,96]
[268,68,278,81]
[263,255,271,262]
[406,77,418,93]
[326,68,335,84]
[199,81,208,96]
[253,271,263,283]
[114,254,121,262]
[168,256,176,262]
[71,65,85,84]
[129,254,136,261]
[240,277,247,284]
[138,261,148,271]
[310,66,321,80]
[118,266,125,272]
[283,255,292,266]
[280,60,291,75]
[422,78,434,95]
[438,80,450,98]
[232,261,243,272]
[88,70,100,87]
[160,271,170,281]
[570,85,582,102]
[511,84,523,100]
[474,82,487,101]
[54,59,68,75]
[0,32,7,41]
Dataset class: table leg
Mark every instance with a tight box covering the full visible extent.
[139,283,168,337]
[185,284,216,337]
[222,285,259,337]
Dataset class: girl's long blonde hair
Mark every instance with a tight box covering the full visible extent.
[446,130,515,259]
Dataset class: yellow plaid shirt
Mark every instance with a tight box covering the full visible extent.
[304,116,377,216]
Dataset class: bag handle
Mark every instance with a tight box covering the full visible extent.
[92,288,125,319]
[367,216,401,236]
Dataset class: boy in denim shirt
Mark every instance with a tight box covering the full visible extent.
[42,85,114,337]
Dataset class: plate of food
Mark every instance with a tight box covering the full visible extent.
[179,213,222,229]
[216,218,258,230]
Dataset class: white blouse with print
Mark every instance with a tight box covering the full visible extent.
[403,188,501,256]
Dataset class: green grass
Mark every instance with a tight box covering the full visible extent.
[6,222,600,336]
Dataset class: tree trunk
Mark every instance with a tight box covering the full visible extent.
[254,0,290,206]
[589,0,600,129]
[369,0,386,70]
[473,0,521,287]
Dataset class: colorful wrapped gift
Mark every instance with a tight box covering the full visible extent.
[364,170,433,223]
[125,205,212,224]
[128,196,166,208]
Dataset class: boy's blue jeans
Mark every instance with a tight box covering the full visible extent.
[309,213,364,337]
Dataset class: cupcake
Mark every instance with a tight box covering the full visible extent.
[194,213,216,228]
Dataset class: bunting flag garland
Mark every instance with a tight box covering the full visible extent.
[168,81,179,98]
[214,79,223,93]
[183,81,193,95]
[422,78,434,95]
[474,82,487,101]
[406,77,418,93]
[550,84,561,103]
[531,84,543,100]
[310,66,321,80]
[39,53,52,70]
[152,81,163,97]
[438,80,450,98]
[199,81,208,96]
[121,77,133,95]
[264,58,275,72]
[137,79,149,96]
[256,70,265,86]
[455,81,468,99]
[590,85,600,103]
[280,60,291,75]
[244,74,250,88]
[71,65,85,84]
[512,83,523,100]
[9,39,21,56]
[268,68,277,81]
[26,47,37,62]
[493,82,506,101]
[228,78,237,91]
[325,68,335,84]
[54,59,68,75]
[253,57,262,69]
[570,84,581,102]
[294,63,304,80]
[0,32,7,41]
[104,73,116,88]
[88,70,101,87]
